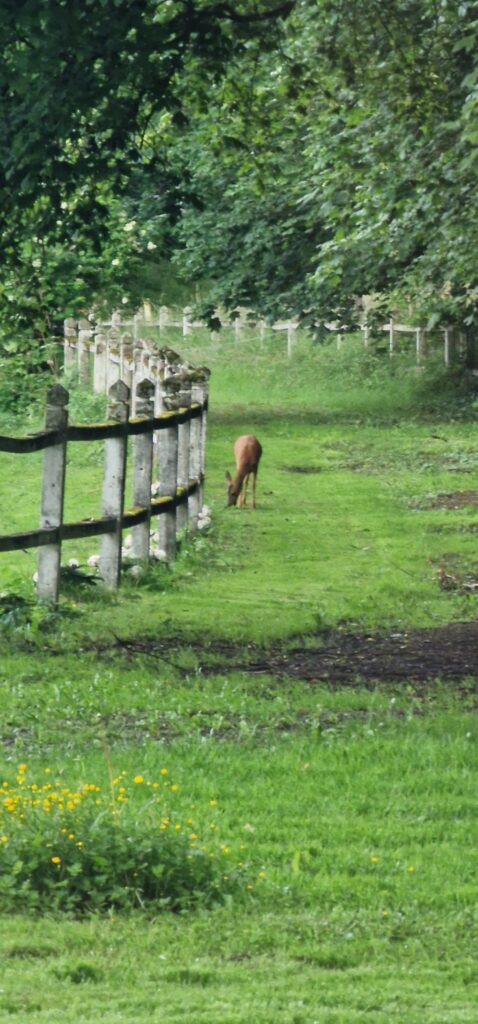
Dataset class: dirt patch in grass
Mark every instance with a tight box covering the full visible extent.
[429,490,478,509]
[282,465,323,474]
[92,622,478,690]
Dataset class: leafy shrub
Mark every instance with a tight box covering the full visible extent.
[0,764,247,915]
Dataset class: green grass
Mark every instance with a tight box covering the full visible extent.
[0,333,477,1021]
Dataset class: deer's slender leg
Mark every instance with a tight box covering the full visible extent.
[240,473,250,507]
[251,471,257,508]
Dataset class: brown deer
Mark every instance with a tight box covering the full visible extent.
[225,435,262,508]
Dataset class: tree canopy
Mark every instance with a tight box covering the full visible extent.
[1,0,478,350]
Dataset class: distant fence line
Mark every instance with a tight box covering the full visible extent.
[361,318,462,366]
[66,303,462,367]
[0,361,210,604]
[64,305,301,372]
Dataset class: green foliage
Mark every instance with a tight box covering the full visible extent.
[168,0,478,331]
[0,764,246,915]
[0,0,293,349]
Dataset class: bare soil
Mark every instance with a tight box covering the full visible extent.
[100,621,478,689]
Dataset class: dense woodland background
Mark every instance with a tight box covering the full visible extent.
[1,0,478,391]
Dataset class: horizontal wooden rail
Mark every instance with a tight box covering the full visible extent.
[0,369,210,602]
[0,402,207,453]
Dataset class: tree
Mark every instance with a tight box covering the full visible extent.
[0,0,294,353]
[170,0,478,330]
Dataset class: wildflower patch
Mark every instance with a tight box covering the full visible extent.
[0,764,249,914]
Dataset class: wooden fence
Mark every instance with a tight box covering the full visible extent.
[69,304,462,367]
[64,305,300,378]
[328,317,463,366]
[0,367,210,605]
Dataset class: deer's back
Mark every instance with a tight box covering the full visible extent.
[234,435,262,473]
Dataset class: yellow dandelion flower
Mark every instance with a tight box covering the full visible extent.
[171,784,178,792]
[370,856,379,864]
[51,856,61,864]
[258,870,266,878]
[134,775,144,784]
[18,764,27,773]
[209,799,217,807]
[160,768,168,776]
[0,835,8,844]
[407,865,415,873]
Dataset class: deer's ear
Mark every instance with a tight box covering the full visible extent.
[225,471,232,482]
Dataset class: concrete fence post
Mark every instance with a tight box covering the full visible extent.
[37,385,69,604]
[156,377,181,561]
[99,380,130,590]
[132,378,155,564]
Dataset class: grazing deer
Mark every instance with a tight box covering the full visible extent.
[225,435,263,508]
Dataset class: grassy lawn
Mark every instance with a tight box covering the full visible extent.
[0,333,477,1022]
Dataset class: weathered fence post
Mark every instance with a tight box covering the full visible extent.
[156,377,181,561]
[389,317,396,356]
[37,385,69,604]
[131,379,155,563]
[416,328,427,365]
[63,319,77,371]
[121,334,134,393]
[176,374,192,532]
[106,328,121,391]
[93,324,107,393]
[77,318,92,384]
[133,312,142,343]
[444,327,454,367]
[99,381,130,589]
[182,306,192,337]
[189,371,208,530]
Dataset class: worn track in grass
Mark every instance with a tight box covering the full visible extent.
[93,621,478,689]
